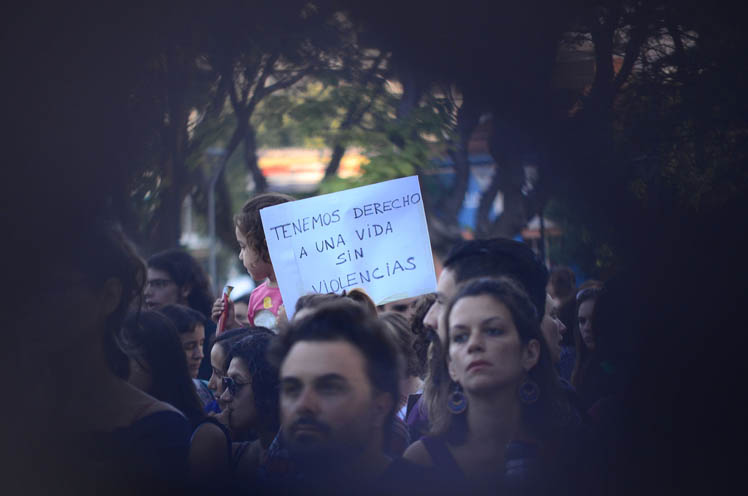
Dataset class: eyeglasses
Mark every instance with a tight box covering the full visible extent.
[222,376,249,396]
[146,278,176,289]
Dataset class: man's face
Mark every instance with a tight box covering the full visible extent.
[144,268,185,310]
[279,340,385,461]
[422,267,457,343]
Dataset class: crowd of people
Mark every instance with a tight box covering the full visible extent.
[17,190,653,496]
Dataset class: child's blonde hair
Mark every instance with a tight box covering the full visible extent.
[234,192,295,263]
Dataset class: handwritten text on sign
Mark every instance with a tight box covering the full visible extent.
[260,176,437,317]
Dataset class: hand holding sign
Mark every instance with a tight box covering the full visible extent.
[260,176,437,318]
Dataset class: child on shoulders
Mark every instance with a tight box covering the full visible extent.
[212,193,294,331]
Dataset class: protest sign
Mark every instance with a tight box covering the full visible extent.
[260,176,437,317]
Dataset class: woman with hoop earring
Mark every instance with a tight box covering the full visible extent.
[404,277,580,494]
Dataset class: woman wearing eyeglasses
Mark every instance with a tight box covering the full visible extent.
[146,249,216,380]
[146,249,214,318]
[207,328,253,410]
[219,331,279,489]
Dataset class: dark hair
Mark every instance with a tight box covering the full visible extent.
[159,304,207,335]
[380,311,422,378]
[549,266,577,303]
[211,327,253,358]
[270,299,401,445]
[341,288,378,316]
[147,249,214,318]
[443,238,548,319]
[234,192,295,264]
[409,293,437,378]
[294,288,378,317]
[428,277,568,442]
[55,221,147,376]
[226,330,279,434]
[577,278,637,409]
[571,284,603,389]
[120,310,204,427]
[294,292,340,314]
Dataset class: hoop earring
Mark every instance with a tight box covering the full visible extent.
[448,383,468,414]
[518,379,540,405]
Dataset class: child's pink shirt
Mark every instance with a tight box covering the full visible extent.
[247,281,283,329]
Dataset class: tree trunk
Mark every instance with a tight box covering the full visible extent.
[443,92,482,224]
[110,159,143,247]
[476,120,529,239]
[325,143,346,179]
[325,53,386,179]
[149,47,192,252]
[396,66,425,121]
[244,123,267,193]
[215,165,236,247]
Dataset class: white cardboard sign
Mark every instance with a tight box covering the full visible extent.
[260,176,437,317]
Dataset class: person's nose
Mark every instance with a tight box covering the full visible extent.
[423,302,438,334]
[294,387,319,416]
[144,284,152,298]
[220,387,232,405]
[558,319,567,335]
[466,331,485,353]
[194,346,204,361]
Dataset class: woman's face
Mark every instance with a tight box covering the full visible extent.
[578,299,595,351]
[220,357,257,434]
[208,344,228,406]
[179,324,205,379]
[448,295,538,394]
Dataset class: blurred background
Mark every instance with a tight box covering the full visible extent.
[5,0,747,294]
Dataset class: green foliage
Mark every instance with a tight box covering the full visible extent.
[318,92,456,193]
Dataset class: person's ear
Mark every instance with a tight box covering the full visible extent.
[522,339,541,372]
[100,278,123,317]
[371,391,395,428]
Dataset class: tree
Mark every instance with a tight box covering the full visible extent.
[202,1,342,196]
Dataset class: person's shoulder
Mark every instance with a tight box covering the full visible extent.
[128,389,190,434]
[139,398,183,419]
[192,418,230,443]
[190,420,231,474]
[134,405,190,433]
[123,382,184,421]
[402,439,434,467]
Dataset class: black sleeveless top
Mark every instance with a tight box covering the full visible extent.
[421,435,469,483]
[80,410,192,495]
